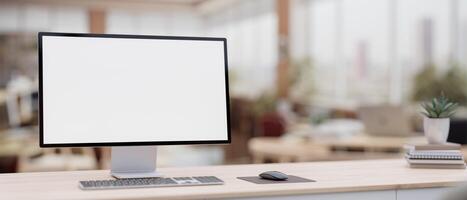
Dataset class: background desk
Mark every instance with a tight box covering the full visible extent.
[249,136,467,163]
[1,159,466,200]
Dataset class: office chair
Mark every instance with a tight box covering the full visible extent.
[0,102,10,131]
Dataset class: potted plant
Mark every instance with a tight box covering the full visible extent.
[421,94,458,144]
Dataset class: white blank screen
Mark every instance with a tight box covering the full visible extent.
[41,35,229,144]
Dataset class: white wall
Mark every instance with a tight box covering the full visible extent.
[106,10,201,36]
[0,5,88,33]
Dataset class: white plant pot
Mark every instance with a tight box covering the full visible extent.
[423,117,450,144]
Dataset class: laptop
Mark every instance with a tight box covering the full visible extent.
[448,118,467,144]
[358,105,415,137]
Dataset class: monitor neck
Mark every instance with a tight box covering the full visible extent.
[110,146,162,179]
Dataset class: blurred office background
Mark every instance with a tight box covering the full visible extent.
[1,0,467,173]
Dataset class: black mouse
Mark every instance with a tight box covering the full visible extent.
[259,171,288,181]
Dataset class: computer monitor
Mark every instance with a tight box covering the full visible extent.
[38,32,230,178]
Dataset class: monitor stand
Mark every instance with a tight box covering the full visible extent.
[110,146,162,179]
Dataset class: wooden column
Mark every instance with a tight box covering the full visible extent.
[88,9,106,34]
[276,0,290,98]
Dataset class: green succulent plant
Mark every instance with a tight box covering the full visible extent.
[421,94,458,118]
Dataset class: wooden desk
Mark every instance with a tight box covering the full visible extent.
[316,134,426,150]
[0,128,40,157]
[249,135,446,163]
[1,159,466,200]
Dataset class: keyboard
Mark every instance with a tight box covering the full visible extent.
[79,176,224,190]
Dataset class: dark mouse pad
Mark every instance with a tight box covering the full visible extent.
[237,175,315,184]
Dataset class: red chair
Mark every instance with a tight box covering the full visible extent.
[259,112,285,137]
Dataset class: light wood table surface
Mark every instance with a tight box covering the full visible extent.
[0,128,40,157]
[315,134,427,150]
[248,135,463,163]
[1,159,466,200]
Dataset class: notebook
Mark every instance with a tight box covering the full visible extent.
[404,143,461,151]
[409,163,466,169]
[404,143,466,169]
[406,159,465,165]
[405,152,464,160]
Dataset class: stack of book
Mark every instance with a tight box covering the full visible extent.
[405,144,466,169]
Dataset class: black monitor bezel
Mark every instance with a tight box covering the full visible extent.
[38,32,231,147]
